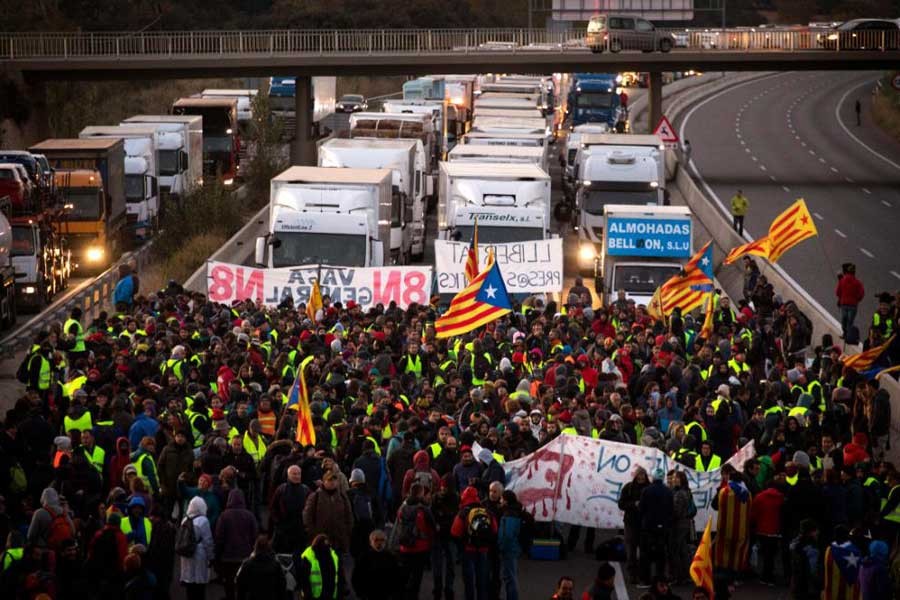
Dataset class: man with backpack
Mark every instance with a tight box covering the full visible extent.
[26,487,75,551]
[451,486,498,600]
[402,449,440,499]
[497,490,533,600]
[348,468,380,560]
[394,482,435,600]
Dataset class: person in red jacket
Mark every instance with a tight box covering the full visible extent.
[750,482,786,586]
[451,486,498,600]
[396,483,435,600]
[835,263,865,339]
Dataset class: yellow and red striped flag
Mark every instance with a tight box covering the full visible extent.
[823,542,862,600]
[647,285,666,323]
[699,291,716,339]
[724,236,770,265]
[464,218,480,283]
[842,335,895,372]
[306,278,323,323]
[287,355,316,446]
[436,250,511,339]
[713,481,752,572]
[690,517,715,599]
[767,198,818,263]
[660,242,714,315]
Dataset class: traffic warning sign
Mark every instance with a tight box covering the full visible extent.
[653,115,679,147]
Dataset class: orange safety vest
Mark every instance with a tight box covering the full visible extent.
[257,411,277,437]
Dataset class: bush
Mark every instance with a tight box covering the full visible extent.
[143,231,227,293]
[153,183,244,260]
[872,78,900,144]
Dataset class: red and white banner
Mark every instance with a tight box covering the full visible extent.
[504,436,755,530]
[206,261,432,310]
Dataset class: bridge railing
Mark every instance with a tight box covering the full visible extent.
[1,28,898,59]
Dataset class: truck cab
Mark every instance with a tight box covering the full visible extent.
[54,169,112,270]
[575,134,667,272]
[562,123,610,198]
[566,73,625,130]
[11,214,71,309]
[172,97,240,186]
[598,205,692,307]
[121,115,204,199]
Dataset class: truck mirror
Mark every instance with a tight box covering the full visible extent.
[150,177,158,197]
[180,151,189,172]
[254,237,266,266]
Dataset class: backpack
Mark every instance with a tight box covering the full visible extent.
[413,470,435,494]
[16,353,31,384]
[390,504,420,549]
[46,507,75,550]
[8,461,27,495]
[351,491,374,524]
[465,506,493,547]
[175,516,198,557]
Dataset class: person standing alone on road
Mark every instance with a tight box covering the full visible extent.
[835,262,865,340]
[730,190,749,236]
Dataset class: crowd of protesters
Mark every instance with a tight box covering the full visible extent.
[0,257,899,600]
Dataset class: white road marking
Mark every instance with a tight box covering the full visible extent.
[860,248,874,258]
[819,157,826,163]
[745,148,751,153]
[813,212,824,220]
[769,175,777,181]
[892,271,900,281]
[830,167,839,173]
[800,141,807,147]
[809,149,816,155]
[795,135,801,140]
[862,188,871,194]
[782,185,791,192]
[845,177,855,183]
[834,229,847,238]
[739,140,745,145]
[751,156,758,161]
[836,81,900,172]
[760,165,767,171]
[882,200,893,207]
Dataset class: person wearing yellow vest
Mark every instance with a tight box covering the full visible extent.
[400,341,426,381]
[695,441,722,472]
[879,470,900,538]
[25,341,53,396]
[299,534,344,600]
[683,416,708,443]
[120,496,152,547]
[64,306,86,360]
[63,391,93,434]
[61,371,88,402]
[131,436,159,494]
[242,419,267,465]
[78,429,106,480]
[727,349,750,377]
[160,345,187,383]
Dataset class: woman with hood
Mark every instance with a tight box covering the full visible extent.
[402,450,441,498]
[26,487,74,550]
[180,496,215,600]
[859,540,890,600]
[109,437,133,492]
[215,489,258,600]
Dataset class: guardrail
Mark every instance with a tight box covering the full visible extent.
[1,28,897,59]
[0,242,153,356]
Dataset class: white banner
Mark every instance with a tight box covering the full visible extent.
[504,437,755,530]
[434,238,564,294]
[206,261,432,310]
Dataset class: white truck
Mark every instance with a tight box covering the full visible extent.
[254,166,392,268]
[438,161,551,244]
[318,138,423,263]
[120,115,203,200]
[598,205,692,307]
[79,126,160,240]
[574,134,667,273]
[470,116,550,138]
[349,111,438,181]
[448,144,548,172]
[562,123,610,199]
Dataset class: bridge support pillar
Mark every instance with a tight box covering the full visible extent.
[648,71,663,134]
[291,75,316,166]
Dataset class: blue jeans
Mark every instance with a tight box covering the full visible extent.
[431,538,456,600]
[461,551,489,600]
[840,305,857,338]
[500,553,519,600]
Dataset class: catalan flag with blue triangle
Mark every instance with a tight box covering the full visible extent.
[660,241,714,315]
[823,541,862,600]
[286,355,316,446]
[436,249,511,339]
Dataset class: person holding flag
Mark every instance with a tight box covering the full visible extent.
[690,517,715,600]
[436,249,511,340]
[287,354,317,446]
[307,278,323,324]
[658,241,714,317]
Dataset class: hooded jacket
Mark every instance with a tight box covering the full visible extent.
[180,497,215,584]
[215,489,258,562]
[157,436,194,497]
[303,485,353,553]
[451,486,497,553]
[859,540,890,600]
[109,436,132,492]
[27,487,74,549]
[401,450,441,498]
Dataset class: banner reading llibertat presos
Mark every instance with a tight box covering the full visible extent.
[206,261,432,310]
[434,238,564,294]
[503,437,756,531]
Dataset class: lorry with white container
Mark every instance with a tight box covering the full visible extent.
[318,138,423,263]
[448,144,548,172]
[562,123,611,199]
[120,115,203,200]
[79,126,160,241]
[438,161,551,244]
[254,166,392,268]
[596,205,692,307]
[574,134,667,273]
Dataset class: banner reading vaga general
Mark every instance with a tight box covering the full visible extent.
[434,238,564,293]
[504,436,755,531]
[206,261,432,310]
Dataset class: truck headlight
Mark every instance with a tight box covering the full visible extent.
[23,286,36,294]
[578,245,596,262]
[86,246,105,263]
[223,178,234,186]
[650,181,659,188]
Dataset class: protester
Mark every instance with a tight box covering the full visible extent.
[180,496,215,600]
[234,535,286,600]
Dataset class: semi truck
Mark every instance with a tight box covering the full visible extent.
[574,134,667,273]
[349,111,437,188]
[10,210,71,309]
[318,138,423,264]
[55,169,119,271]
[597,205,692,307]
[448,144,548,172]
[254,166,392,268]
[562,123,611,199]
[120,115,203,200]
[172,97,240,186]
[438,161,551,244]
[566,73,625,130]
[30,138,128,263]
[0,203,17,328]
[79,126,160,241]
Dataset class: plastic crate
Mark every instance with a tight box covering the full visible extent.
[529,538,561,561]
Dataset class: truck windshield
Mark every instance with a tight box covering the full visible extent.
[582,189,659,214]
[576,93,614,109]
[125,175,145,200]
[273,233,367,268]
[63,190,101,220]
[204,136,233,154]
[158,150,180,176]
[11,226,34,257]
[456,225,542,244]
[613,264,681,295]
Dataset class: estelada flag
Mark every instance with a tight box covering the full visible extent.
[724,236,770,265]
[660,241,714,315]
[690,517,715,599]
[823,541,862,600]
[712,481,752,572]
[287,355,316,446]
[699,291,716,339]
[306,278,323,323]
[465,217,479,283]
[842,335,895,372]
[436,249,511,339]
[767,198,818,263]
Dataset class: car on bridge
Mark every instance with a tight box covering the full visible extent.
[586,14,676,54]
[336,94,368,113]
[819,18,900,50]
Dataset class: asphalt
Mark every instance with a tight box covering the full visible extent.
[680,71,900,333]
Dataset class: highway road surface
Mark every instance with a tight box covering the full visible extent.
[681,71,900,336]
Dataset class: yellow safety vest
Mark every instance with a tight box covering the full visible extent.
[301,546,340,599]
[28,350,51,390]
[727,358,749,375]
[63,410,93,433]
[788,406,809,420]
[883,485,900,524]
[1,548,23,572]
[561,427,599,438]
[120,516,153,545]
[695,454,722,472]
[160,358,185,382]
[243,432,267,464]
[429,442,443,459]
[83,444,105,477]
[404,354,423,379]
[134,452,157,492]
[185,410,208,448]
[470,353,492,386]
[61,375,87,400]
[64,318,85,353]
[492,452,506,464]
[685,421,707,442]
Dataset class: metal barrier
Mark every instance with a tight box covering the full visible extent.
[0,242,154,356]
[1,28,898,59]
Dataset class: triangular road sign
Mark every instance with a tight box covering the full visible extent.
[653,115,679,144]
